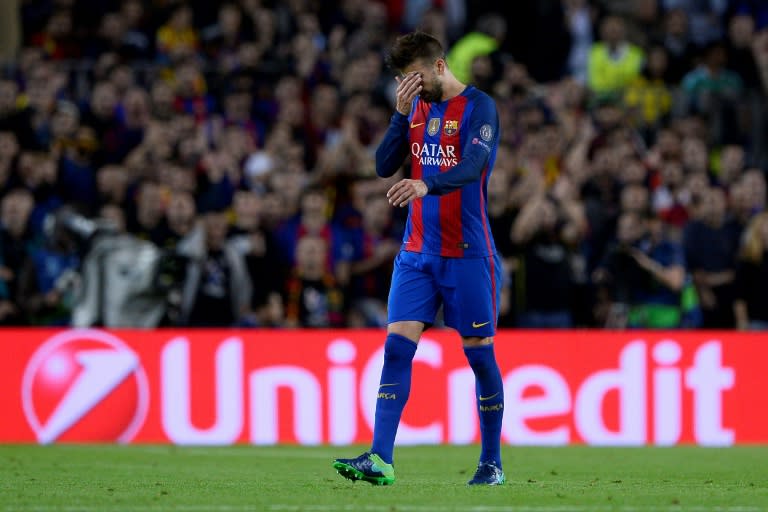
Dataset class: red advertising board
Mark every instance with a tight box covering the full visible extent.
[0,329,765,445]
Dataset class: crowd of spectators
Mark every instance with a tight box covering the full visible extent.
[1,0,768,330]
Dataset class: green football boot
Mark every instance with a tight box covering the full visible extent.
[332,452,395,485]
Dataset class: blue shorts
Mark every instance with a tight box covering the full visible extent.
[387,250,502,338]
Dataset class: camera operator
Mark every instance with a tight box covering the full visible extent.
[594,212,685,328]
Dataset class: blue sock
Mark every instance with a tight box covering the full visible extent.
[464,344,504,468]
[370,333,418,464]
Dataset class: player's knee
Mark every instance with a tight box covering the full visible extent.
[387,321,423,343]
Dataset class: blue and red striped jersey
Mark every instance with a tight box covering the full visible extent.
[376,85,500,258]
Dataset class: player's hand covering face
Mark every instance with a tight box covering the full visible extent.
[394,72,422,115]
[395,60,445,113]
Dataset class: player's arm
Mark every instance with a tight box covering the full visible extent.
[387,96,498,206]
[421,142,490,195]
[375,72,422,178]
[375,113,410,178]
[422,97,498,195]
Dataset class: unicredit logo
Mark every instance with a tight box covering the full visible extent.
[22,330,149,444]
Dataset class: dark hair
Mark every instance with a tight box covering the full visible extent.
[385,32,445,72]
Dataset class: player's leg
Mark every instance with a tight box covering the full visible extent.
[333,252,438,485]
[369,320,423,461]
[461,335,505,485]
[441,254,505,485]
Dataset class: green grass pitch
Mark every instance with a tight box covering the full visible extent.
[1,445,767,511]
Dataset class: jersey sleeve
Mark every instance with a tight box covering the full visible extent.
[421,94,499,196]
[375,112,410,178]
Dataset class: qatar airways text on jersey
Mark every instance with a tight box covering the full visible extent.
[410,142,458,167]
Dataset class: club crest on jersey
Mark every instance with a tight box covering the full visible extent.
[427,118,441,136]
[443,119,458,136]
